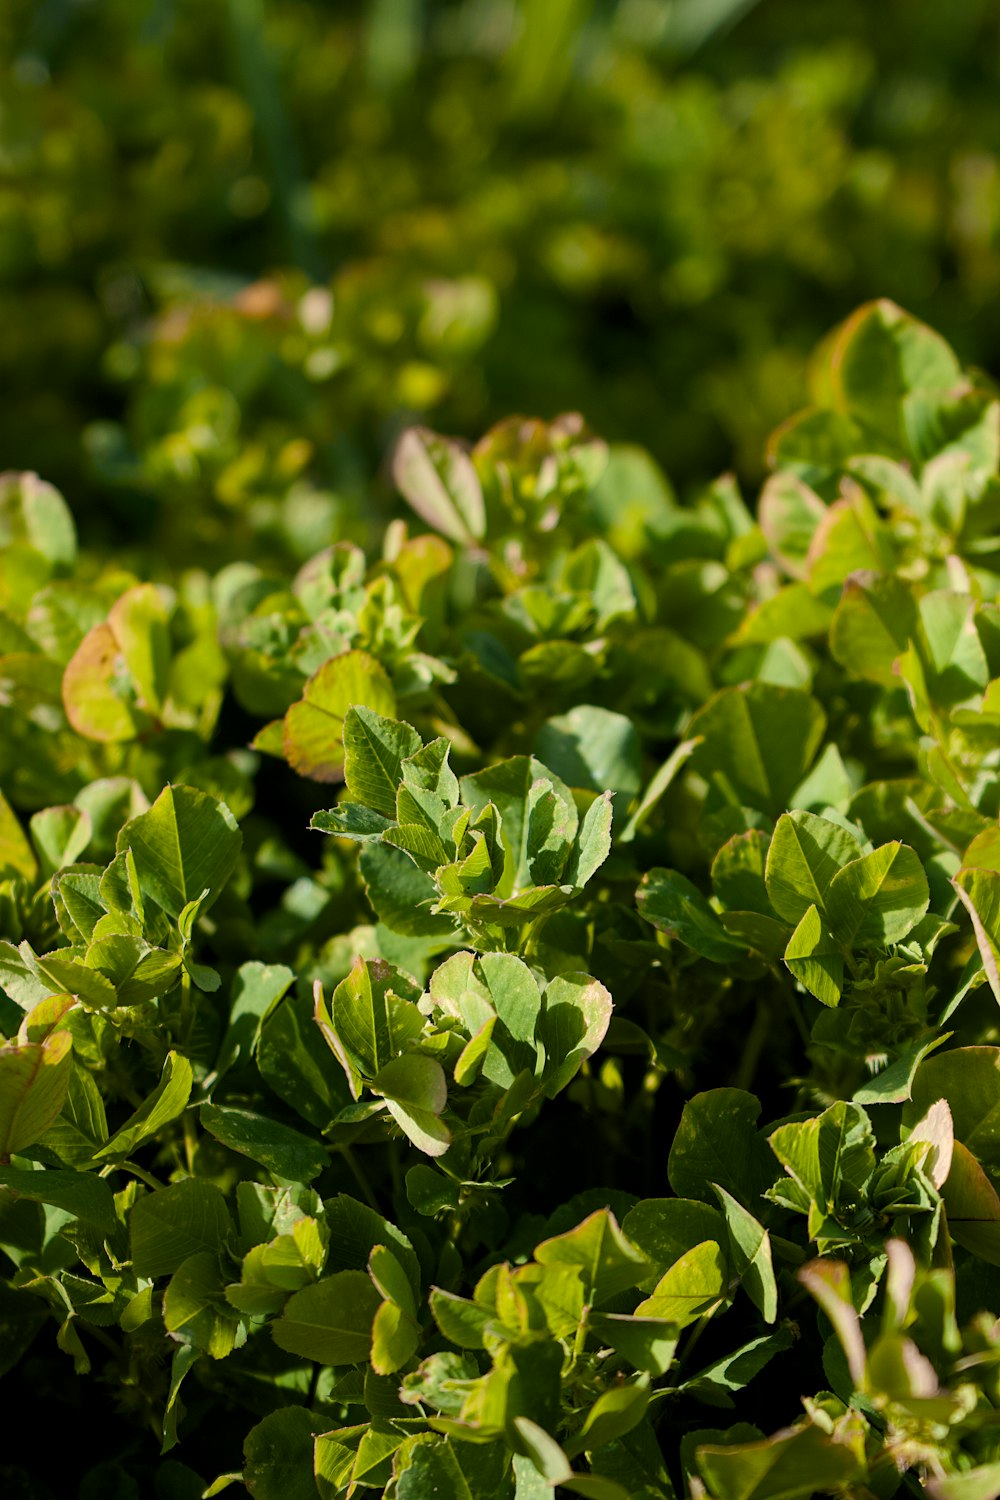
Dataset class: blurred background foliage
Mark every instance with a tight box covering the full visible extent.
[3,0,1000,563]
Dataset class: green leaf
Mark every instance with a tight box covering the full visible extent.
[373,1054,447,1115]
[478,952,542,1082]
[534,1209,650,1305]
[711,1185,777,1323]
[759,466,831,573]
[905,1046,1000,1167]
[360,841,456,937]
[0,788,37,882]
[257,983,352,1128]
[97,1051,192,1160]
[38,1060,109,1164]
[212,961,294,1084]
[343,707,422,818]
[164,1250,240,1359]
[462,757,577,896]
[783,905,843,1007]
[200,1104,328,1182]
[619,738,700,844]
[243,1408,321,1500]
[687,683,826,815]
[106,583,171,714]
[853,1033,949,1106]
[825,842,929,948]
[324,1194,421,1302]
[394,427,486,546]
[429,1288,492,1349]
[130,1176,232,1279]
[5,472,76,566]
[0,1165,115,1232]
[637,869,746,963]
[634,1241,727,1328]
[696,1418,864,1500]
[953,868,1000,1003]
[668,1090,775,1208]
[310,804,395,841]
[534,706,641,798]
[564,791,614,888]
[0,1032,73,1155]
[283,651,396,782]
[764,811,863,926]
[682,1328,793,1403]
[394,1434,496,1500]
[384,1098,452,1158]
[928,1465,1000,1500]
[768,1100,875,1210]
[825,299,962,448]
[938,1139,1000,1265]
[117,784,241,919]
[272,1270,382,1365]
[586,1313,678,1377]
[330,958,424,1080]
[538,972,612,1097]
[829,570,917,686]
[513,1417,572,1483]
[63,620,156,744]
[621,1199,726,1281]
[374,1054,452,1157]
[406,1164,462,1217]
[369,1244,417,1318]
[710,830,772,916]
[0,1280,47,1378]
[370,1298,421,1375]
[916,590,990,708]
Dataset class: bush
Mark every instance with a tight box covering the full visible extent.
[5,1,1000,531]
[4,300,1000,1495]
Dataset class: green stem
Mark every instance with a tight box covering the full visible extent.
[573,1306,591,1364]
[778,976,811,1047]
[734,1001,770,1092]
[102,1160,165,1191]
[675,1310,714,1376]
[337,1145,379,1211]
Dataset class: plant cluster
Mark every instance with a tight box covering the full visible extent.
[5,0,1000,544]
[5,302,1000,1497]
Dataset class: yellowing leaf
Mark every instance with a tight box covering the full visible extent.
[283,651,396,782]
[0,1032,73,1156]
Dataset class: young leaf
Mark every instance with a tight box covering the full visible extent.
[764,811,863,926]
